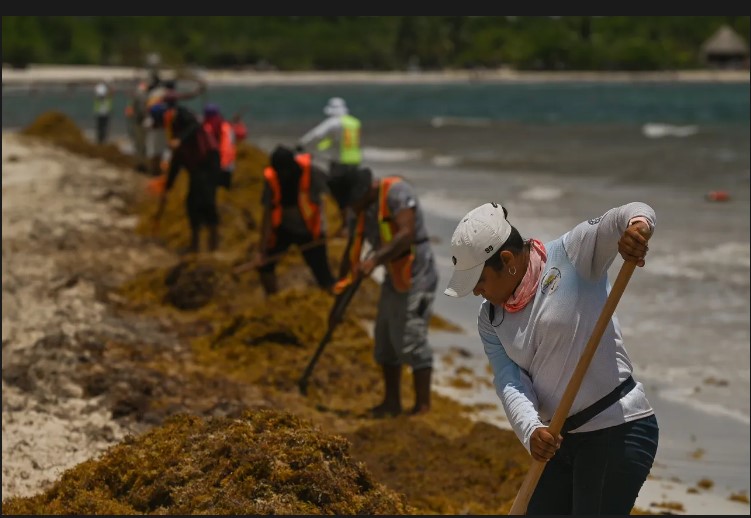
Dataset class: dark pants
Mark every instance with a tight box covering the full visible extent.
[95,115,110,145]
[216,169,232,190]
[527,414,659,515]
[185,165,219,229]
[329,162,360,176]
[257,231,334,289]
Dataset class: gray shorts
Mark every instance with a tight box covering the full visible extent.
[146,128,167,158]
[374,280,434,370]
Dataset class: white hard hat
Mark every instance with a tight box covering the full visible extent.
[323,97,348,116]
[95,83,108,96]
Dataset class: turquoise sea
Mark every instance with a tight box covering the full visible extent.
[3,79,749,498]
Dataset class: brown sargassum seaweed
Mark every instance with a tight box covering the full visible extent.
[3,111,655,515]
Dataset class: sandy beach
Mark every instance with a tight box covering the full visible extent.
[2,134,748,515]
[2,64,749,89]
[1,131,164,498]
[2,65,749,514]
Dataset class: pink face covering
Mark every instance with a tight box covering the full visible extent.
[504,239,547,313]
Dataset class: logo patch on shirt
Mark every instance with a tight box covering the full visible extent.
[588,215,603,225]
[541,267,561,295]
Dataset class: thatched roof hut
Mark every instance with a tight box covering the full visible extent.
[700,25,749,69]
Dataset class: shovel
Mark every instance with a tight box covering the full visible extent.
[298,274,364,396]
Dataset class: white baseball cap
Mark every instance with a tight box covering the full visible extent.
[323,97,348,116]
[444,202,511,298]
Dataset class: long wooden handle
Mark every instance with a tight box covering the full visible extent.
[233,238,328,274]
[298,275,364,395]
[508,259,638,515]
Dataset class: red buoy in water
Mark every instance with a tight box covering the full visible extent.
[705,190,730,202]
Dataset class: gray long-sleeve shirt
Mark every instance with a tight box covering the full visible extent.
[298,116,345,164]
[478,202,656,453]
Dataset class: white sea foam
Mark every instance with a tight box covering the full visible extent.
[430,116,492,128]
[658,386,751,425]
[362,146,422,162]
[648,242,750,283]
[432,155,460,167]
[642,122,699,138]
[518,186,564,201]
[418,190,488,221]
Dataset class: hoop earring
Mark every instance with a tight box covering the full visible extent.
[508,266,517,276]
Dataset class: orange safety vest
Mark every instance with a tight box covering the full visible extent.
[163,107,176,141]
[232,120,248,142]
[203,120,236,170]
[333,176,414,294]
[262,153,322,248]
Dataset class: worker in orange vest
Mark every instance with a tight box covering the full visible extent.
[327,167,438,417]
[202,103,237,190]
[255,145,335,296]
[150,95,222,254]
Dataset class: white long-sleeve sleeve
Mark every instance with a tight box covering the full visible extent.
[562,202,656,281]
[479,306,543,453]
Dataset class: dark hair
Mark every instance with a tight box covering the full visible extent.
[268,145,302,205]
[327,166,372,209]
[485,206,524,271]
[270,145,299,174]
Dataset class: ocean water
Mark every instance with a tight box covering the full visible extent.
[3,80,749,495]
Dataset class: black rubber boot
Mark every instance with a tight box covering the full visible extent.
[368,364,403,418]
[409,367,432,416]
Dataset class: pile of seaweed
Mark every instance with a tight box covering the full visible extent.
[2,410,411,515]
[21,111,139,170]
[4,111,565,515]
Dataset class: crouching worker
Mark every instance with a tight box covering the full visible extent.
[255,145,336,296]
[327,167,437,417]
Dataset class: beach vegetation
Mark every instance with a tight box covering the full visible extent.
[2,16,748,71]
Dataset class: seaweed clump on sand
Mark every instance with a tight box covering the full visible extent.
[20,111,139,170]
[164,260,220,310]
[11,112,542,515]
[1,409,412,515]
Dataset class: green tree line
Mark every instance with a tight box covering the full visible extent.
[3,16,749,71]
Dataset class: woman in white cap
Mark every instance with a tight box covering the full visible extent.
[444,201,658,515]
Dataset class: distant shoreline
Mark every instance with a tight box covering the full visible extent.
[2,64,749,88]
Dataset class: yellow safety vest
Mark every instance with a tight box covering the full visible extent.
[316,114,362,165]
